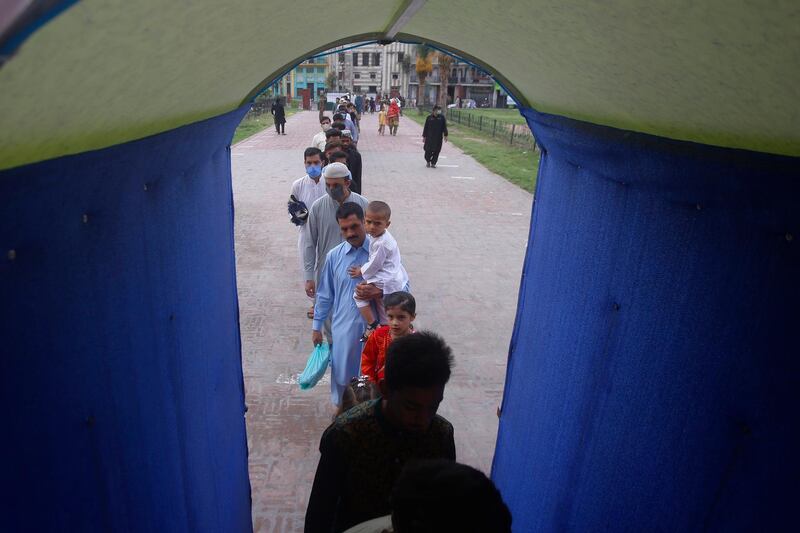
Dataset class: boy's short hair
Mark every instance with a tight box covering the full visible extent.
[391,460,512,533]
[332,113,345,121]
[325,128,342,139]
[320,115,331,124]
[303,147,322,160]
[366,200,391,220]
[329,150,349,163]
[384,331,453,392]
[336,202,364,222]
[384,291,415,315]
[325,140,343,152]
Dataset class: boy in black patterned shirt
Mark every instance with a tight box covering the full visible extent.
[305,331,456,532]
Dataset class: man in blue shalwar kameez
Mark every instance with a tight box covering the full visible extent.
[311,203,385,405]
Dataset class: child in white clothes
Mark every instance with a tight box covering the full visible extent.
[348,201,408,341]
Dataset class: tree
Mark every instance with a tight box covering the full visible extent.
[437,52,455,108]
[415,44,433,108]
[325,71,337,92]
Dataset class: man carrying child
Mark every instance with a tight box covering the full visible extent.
[348,201,408,341]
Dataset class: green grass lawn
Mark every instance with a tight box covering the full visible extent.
[232,107,299,145]
[448,107,529,125]
[406,110,539,193]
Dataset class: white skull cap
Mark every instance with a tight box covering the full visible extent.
[323,162,351,180]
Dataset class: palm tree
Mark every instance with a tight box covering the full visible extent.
[415,44,433,108]
[437,52,455,108]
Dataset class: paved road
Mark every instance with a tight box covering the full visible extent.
[232,110,532,532]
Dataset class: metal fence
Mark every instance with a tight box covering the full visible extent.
[446,108,537,151]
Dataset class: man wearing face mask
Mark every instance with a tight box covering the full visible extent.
[312,116,332,151]
[303,162,369,341]
[422,105,448,168]
[290,148,327,318]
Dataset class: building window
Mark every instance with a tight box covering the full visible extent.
[373,53,380,66]
[397,51,404,62]
[354,73,361,79]
[370,72,376,79]
[353,53,359,66]
[353,85,361,92]
[338,72,344,80]
[362,52,369,66]
[368,85,377,93]
[392,73,399,80]
[338,52,345,63]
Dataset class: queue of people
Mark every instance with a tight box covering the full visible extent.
[287,94,506,532]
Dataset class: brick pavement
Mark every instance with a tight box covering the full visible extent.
[232,110,533,532]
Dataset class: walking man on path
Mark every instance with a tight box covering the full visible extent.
[271,97,287,135]
[303,163,369,341]
[422,105,448,168]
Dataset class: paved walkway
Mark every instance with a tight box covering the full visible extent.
[232,110,533,532]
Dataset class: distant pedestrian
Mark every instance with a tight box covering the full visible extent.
[422,105,448,168]
[386,99,401,136]
[378,105,386,136]
[271,97,287,135]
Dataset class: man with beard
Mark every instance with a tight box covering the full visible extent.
[303,163,369,343]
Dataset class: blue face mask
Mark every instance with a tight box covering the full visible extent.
[306,164,322,178]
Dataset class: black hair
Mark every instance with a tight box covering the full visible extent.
[303,147,322,159]
[325,128,342,139]
[330,150,349,163]
[335,202,364,222]
[320,115,331,123]
[325,140,343,152]
[383,291,415,315]
[432,105,441,111]
[366,200,391,220]
[384,331,453,391]
[331,121,347,131]
[391,460,512,533]
[332,113,345,121]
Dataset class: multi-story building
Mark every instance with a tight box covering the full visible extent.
[326,42,415,99]
[324,42,495,106]
[409,59,495,106]
[271,59,329,100]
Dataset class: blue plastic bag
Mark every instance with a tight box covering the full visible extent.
[298,342,330,390]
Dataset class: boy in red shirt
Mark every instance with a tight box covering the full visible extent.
[360,291,416,384]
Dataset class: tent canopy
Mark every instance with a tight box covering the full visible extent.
[0,0,798,171]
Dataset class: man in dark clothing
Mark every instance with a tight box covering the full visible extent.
[271,97,286,134]
[340,131,362,195]
[422,105,448,168]
[304,332,456,533]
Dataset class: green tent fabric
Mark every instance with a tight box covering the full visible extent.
[0,0,798,172]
